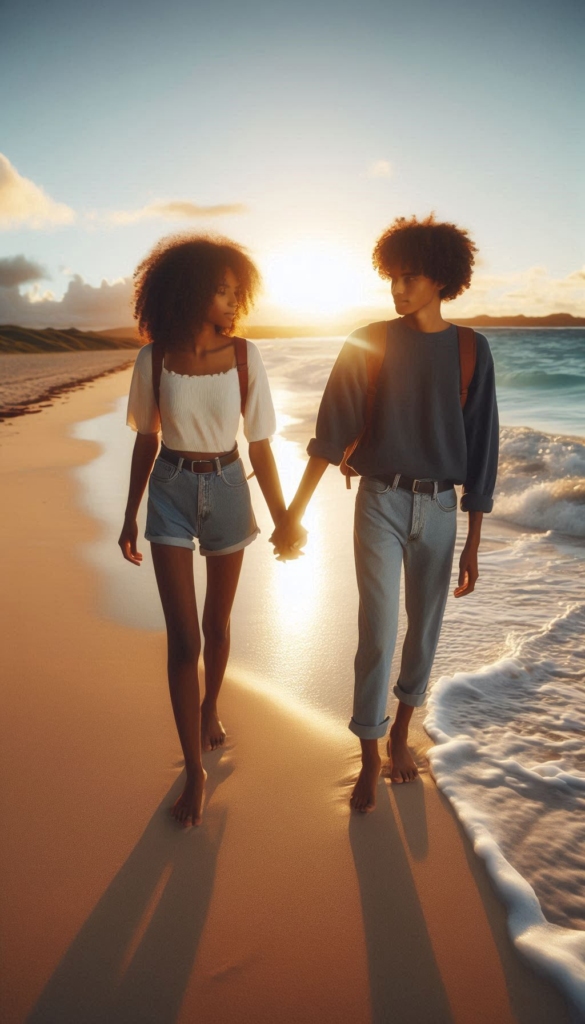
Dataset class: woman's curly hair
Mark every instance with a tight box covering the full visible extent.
[372,214,477,301]
[133,234,261,348]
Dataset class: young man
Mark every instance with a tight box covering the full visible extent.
[271,214,499,812]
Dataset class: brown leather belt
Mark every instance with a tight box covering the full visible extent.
[159,444,240,474]
[374,473,454,495]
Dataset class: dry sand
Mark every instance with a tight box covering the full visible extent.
[0,371,573,1024]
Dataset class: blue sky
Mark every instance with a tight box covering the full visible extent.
[0,0,583,327]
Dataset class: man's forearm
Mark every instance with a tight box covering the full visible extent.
[466,510,483,546]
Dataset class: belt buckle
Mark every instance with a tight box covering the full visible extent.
[411,478,423,493]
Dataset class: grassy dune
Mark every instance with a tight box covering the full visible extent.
[0,326,141,354]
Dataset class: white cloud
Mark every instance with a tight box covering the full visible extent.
[366,160,392,179]
[26,283,56,304]
[0,153,75,230]
[0,274,133,329]
[104,199,248,225]
[450,266,585,318]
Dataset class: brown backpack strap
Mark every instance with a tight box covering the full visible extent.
[341,321,387,488]
[234,336,248,416]
[151,341,164,409]
[363,321,387,428]
[457,326,477,409]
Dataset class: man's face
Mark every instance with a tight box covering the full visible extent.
[388,266,443,315]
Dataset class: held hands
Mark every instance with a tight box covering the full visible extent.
[269,510,308,561]
[118,517,143,566]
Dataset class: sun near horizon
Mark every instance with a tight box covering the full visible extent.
[260,240,374,320]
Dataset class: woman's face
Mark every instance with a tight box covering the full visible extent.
[206,266,241,332]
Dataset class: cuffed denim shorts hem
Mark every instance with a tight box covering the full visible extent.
[393,682,427,708]
[348,715,390,740]
[200,527,260,557]
[145,455,258,557]
[146,533,196,550]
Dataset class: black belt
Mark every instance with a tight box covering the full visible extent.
[159,445,239,474]
[374,473,454,495]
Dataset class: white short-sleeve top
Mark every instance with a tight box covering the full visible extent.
[126,341,276,451]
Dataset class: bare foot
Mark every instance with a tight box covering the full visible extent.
[387,726,419,784]
[201,702,226,752]
[171,767,207,827]
[350,751,382,812]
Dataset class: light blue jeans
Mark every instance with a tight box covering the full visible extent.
[349,476,457,739]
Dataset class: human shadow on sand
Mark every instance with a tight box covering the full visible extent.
[27,753,232,1024]
[349,779,453,1024]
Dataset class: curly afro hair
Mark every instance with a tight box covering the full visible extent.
[133,234,261,349]
[372,214,477,301]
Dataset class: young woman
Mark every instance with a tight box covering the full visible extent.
[272,215,499,812]
[119,235,304,827]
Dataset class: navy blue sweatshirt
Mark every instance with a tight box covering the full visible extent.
[306,319,499,513]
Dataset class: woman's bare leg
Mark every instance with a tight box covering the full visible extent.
[151,543,206,826]
[201,549,245,751]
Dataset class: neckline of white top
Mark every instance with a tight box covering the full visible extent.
[162,365,237,380]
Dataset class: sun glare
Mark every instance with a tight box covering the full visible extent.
[263,241,365,318]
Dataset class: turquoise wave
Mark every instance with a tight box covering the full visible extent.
[496,369,585,390]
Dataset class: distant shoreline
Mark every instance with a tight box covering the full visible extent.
[1,312,583,352]
[245,315,585,337]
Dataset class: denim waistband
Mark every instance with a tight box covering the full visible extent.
[373,473,453,494]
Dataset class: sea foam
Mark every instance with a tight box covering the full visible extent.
[426,592,585,1016]
[494,426,585,536]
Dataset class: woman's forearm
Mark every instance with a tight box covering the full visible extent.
[124,432,160,520]
[288,456,330,519]
[248,439,286,526]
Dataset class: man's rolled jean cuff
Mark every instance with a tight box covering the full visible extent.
[348,715,390,740]
[392,682,427,708]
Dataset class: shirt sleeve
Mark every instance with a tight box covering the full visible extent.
[461,333,499,513]
[243,341,277,441]
[306,334,368,465]
[126,344,161,434]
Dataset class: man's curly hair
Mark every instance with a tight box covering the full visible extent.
[133,234,261,349]
[372,214,477,301]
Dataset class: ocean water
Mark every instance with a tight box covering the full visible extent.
[73,328,585,1015]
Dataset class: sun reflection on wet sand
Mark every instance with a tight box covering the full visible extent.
[232,418,357,717]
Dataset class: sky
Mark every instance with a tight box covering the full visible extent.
[0,0,583,330]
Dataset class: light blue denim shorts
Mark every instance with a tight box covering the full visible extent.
[145,453,259,556]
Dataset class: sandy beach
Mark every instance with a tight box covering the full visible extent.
[0,351,136,420]
[0,369,574,1024]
